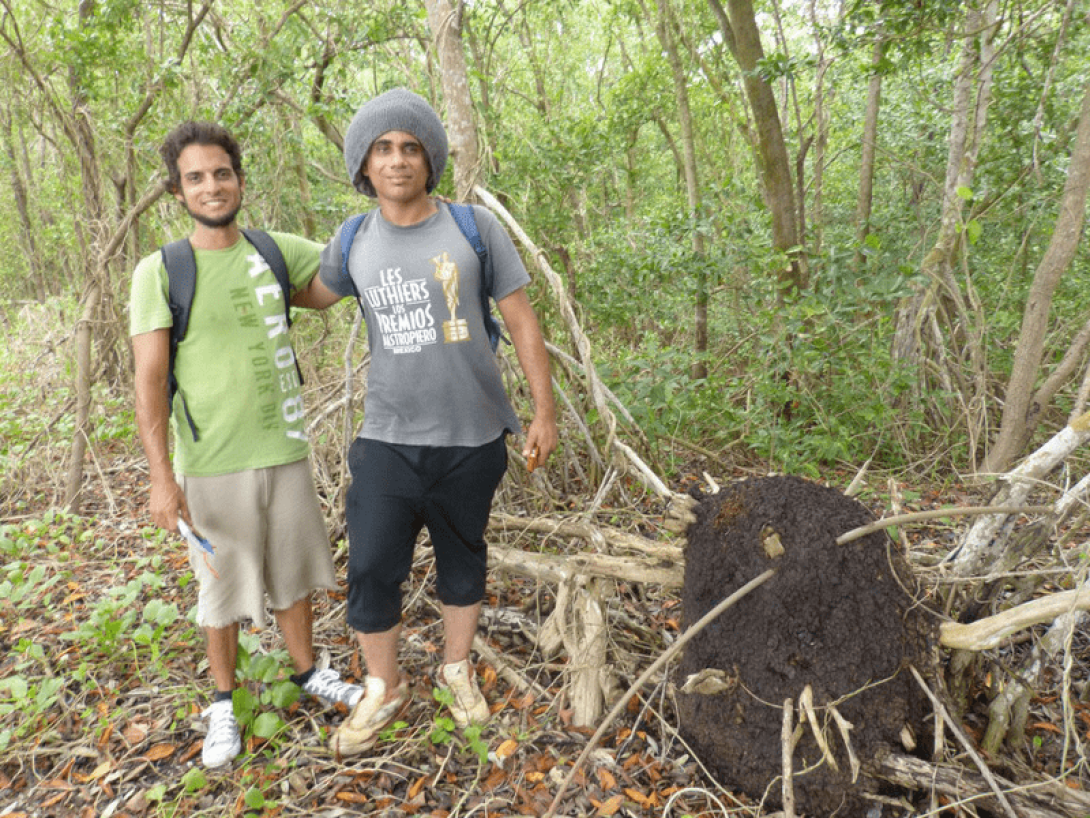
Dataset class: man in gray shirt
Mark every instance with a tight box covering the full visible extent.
[294,88,558,756]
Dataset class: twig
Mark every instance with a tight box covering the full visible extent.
[836,506,1052,545]
[909,665,1019,818]
[541,569,776,818]
[781,697,797,818]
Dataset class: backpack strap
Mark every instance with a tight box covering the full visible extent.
[447,203,504,351]
[162,230,301,442]
[338,212,370,317]
[241,229,305,393]
[162,239,201,441]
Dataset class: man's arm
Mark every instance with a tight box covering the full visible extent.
[292,271,344,309]
[496,288,558,466]
[132,329,189,531]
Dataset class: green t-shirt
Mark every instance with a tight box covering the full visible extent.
[129,231,322,476]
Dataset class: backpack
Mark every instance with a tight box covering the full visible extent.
[337,202,505,351]
[160,229,301,441]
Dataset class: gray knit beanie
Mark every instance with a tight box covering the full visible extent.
[344,88,449,197]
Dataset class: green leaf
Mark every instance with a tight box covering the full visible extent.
[181,767,208,793]
[244,787,266,809]
[251,712,284,739]
[955,185,974,200]
[265,680,300,709]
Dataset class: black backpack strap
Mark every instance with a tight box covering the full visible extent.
[161,238,201,441]
[240,229,304,390]
[240,229,292,328]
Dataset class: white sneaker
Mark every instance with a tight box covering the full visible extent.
[201,700,241,768]
[440,660,490,728]
[302,668,364,708]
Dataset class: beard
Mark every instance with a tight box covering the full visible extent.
[186,202,242,229]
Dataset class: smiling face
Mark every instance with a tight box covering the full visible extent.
[173,143,244,229]
[362,130,432,206]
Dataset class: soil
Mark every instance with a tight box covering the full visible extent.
[677,475,937,816]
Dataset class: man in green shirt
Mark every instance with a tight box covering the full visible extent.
[130,121,361,768]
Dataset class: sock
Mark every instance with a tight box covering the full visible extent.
[213,689,233,704]
[291,666,316,688]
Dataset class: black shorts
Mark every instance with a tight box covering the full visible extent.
[344,435,508,633]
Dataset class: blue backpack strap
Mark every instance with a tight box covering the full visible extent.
[339,212,369,316]
[162,238,201,441]
[448,202,503,351]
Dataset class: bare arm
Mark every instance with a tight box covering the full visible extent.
[496,288,558,466]
[292,271,344,309]
[132,329,189,531]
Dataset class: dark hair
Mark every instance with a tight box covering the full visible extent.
[159,121,243,194]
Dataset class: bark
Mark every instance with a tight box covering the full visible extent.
[707,0,804,295]
[983,77,1090,474]
[423,0,481,199]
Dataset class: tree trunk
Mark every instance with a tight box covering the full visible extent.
[655,0,708,379]
[853,37,885,273]
[982,77,1090,473]
[708,0,804,295]
[891,0,998,465]
[423,0,481,200]
[65,283,101,511]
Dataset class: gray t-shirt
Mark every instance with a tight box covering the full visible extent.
[319,202,529,446]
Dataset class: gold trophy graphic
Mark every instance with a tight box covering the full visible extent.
[433,252,470,343]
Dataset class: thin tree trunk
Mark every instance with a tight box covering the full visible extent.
[853,37,885,272]
[423,0,481,200]
[708,0,804,295]
[655,0,707,379]
[65,283,100,511]
[983,77,1090,474]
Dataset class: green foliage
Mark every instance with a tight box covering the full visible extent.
[429,687,490,765]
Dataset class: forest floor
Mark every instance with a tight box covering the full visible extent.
[4,444,1090,818]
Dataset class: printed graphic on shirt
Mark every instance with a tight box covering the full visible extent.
[433,251,470,344]
[362,251,470,354]
[245,251,307,441]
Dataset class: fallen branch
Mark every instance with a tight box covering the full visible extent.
[877,753,1090,818]
[951,411,1090,578]
[939,586,1090,650]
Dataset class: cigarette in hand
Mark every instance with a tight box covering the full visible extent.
[527,446,540,473]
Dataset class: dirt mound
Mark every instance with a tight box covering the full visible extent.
[677,475,935,815]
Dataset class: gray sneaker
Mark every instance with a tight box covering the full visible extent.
[201,700,241,769]
[302,668,364,708]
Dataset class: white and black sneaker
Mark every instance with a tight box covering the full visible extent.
[302,668,364,708]
[201,700,241,769]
